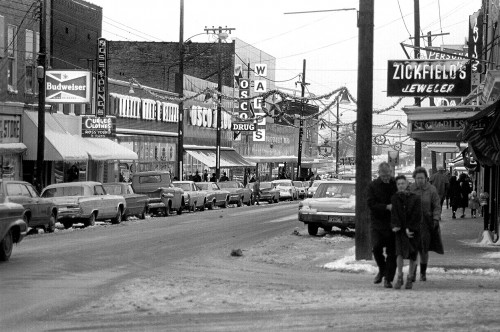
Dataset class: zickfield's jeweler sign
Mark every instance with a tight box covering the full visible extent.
[387,59,471,97]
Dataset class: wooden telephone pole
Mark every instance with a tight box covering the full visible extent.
[36,0,47,191]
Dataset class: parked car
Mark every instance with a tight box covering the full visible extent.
[272,179,298,201]
[249,181,279,204]
[306,180,324,198]
[131,171,184,216]
[0,200,27,261]
[298,180,356,235]
[41,181,126,229]
[0,180,58,232]
[172,181,209,211]
[293,181,307,199]
[103,183,149,219]
[217,181,253,206]
[197,182,230,209]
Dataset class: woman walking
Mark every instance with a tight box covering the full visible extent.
[391,175,421,290]
[458,173,472,218]
[448,175,461,219]
[409,167,442,281]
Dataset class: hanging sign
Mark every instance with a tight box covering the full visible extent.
[45,70,91,103]
[96,38,108,117]
[387,59,471,97]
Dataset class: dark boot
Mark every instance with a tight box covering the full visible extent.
[420,263,427,281]
[411,265,417,282]
[373,271,383,284]
[383,278,393,288]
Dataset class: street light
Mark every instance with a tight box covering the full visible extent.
[335,90,350,175]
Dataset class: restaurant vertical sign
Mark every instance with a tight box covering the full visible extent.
[96,38,108,117]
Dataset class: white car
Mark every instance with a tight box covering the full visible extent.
[306,180,324,198]
[272,179,298,201]
[298,180,356,235]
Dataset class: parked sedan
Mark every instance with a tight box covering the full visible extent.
[217,181,253,206]
[293,181,307,199]
[172,181,209,211]
[0,200,27,261]
[196,182,230,209]
[41,181,126,229]
[0,180,58,233]
[298,180,355,235]
[103,183,148,219]
[255,182,280,204]
[272,179,298,201]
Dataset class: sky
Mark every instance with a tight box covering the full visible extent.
[87,0,481,128]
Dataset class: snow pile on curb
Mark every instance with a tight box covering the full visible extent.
[323,247,500,277]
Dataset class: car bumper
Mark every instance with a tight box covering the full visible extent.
[228,194,240,203]
[298,212,355,228]
[260,193,274,200]
[279,192,292,199]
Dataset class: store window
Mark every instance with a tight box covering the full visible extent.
[7,25,18,93]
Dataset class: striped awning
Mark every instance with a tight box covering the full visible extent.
[185,149,254,168]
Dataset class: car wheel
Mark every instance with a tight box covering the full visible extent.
[307,223,319,236]
[274,196,279,204]
[46,213,56,233]
[86,213,96,227]
[0,229,13,261]
[269,199,273,204]
[222,198,228,208]
[208,199,215,210]
[139,205,147,219]
[111,208,123,224]
[191,203,196,212]
[177,206,183,215]
[163,204,170,217]
[63,221,73,229]
[199,200,205,211]
[323,226,333,233]
[237,197,242,207]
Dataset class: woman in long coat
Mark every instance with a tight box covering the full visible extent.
[391,175,421,289]
[448,175,461,219]
[409,167,442,282]
[458,173,471,218]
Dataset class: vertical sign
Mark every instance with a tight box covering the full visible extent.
[468,9,483,89]
[238,78,250,119]
[253,64,267,142]
[96,38,108,117]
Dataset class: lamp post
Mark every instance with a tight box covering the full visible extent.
[335,90,350,175]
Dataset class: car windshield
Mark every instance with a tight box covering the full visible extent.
[292,181,303,187]
[218,182,238,189]
[173,183,192,191]
[197,183,209,190]
[314,183,355,198]
[103,184,123,195]
[260,182,273,189]
[311,182,322,188]
[42,186,85,197]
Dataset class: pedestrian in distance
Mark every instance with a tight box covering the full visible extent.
[193,170,202,183]
[469,190,480,218]
[458,173,471,218]
[409,166,443,282]
[203,169,209,182]
[391,175,421,290]
[209,173,217,182]
[220,172,229,182]
[429,165,449,207]
[448,175,461,219]
[253,179,261,205]
[367,162,398,288]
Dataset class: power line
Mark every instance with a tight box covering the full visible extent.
[397,0,412,39]
[437,0,445,45]
[103,15,163,41]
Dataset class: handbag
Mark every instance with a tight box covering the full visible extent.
[429,223,445,254]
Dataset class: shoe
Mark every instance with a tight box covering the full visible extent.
[384,278,393,288]
[373,272,383,284]
[460,214,465,218]
[420,263,427,281]
[394,273,403,290]
[420,273,427,281]
[452,213,456,219]
[405,276,413,289]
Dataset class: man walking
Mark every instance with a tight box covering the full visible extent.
[367,162,398,288]
[429,165,449,207]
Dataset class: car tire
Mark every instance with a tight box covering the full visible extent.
[63,221,73,229]
[139,206,147,219]
[163,204,170,217]
[177,206,183,215]
[307,223,319,236]
[46,213,56,233]
[0,229,13,261]
[323,226,333,233]
[199,200,205,211]
[237,197,242,207]
[274,196,279,204]
[85,213,96,227]
[222,198,228,208]
[269,199,273,204]
[111,208,123,224]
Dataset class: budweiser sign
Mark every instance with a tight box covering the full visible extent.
[45,70,91,103]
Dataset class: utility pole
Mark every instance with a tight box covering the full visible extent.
[204,26,235,181]
[355,0,374,261]
[36,0,47,191]
[335,96,340,175]
[414,0,422,167]
[176,0,184,181]
[427,30,437,174]
[296,59,307,181]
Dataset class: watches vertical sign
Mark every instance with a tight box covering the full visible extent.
[96,38,108,117]
[253,63,267,142]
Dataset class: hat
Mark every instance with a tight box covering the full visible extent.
[437,165,445,171]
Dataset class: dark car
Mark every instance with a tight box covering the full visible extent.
[103,183,149,219]
[0,199,27,261]
[246,182,279,204]
[0,180,58,233]
[197,182,230,209]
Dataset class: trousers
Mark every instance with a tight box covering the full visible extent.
[371,228,397,282]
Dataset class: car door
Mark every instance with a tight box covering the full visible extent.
[26,184,51,225]
[6,183,36,226]
[126,184,141,214]
[93,184,110,218]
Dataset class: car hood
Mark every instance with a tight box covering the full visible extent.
[301,197,355,213]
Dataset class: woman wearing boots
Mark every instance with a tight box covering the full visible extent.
[391,175,421,290]
[409,167,442,281]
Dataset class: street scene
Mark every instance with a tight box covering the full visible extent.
[1,0,500,331]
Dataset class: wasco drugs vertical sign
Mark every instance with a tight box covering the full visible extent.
[96,38,108,117]
[387,59,471,97]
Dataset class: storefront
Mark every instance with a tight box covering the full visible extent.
[0,107,26,180]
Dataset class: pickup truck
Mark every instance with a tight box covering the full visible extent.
[131,171,184,216]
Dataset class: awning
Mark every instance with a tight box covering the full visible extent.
[23,111,89,161]
[245,156,300,163]
[0,143,27,154]
[185,149,254,167]
[23,111,138,161]
[84,138,138,160]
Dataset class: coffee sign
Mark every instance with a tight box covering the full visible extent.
[45,70,91,103]
[387,59,471,97]
[82,116,116,138]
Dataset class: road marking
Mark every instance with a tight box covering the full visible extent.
[265,214,297,223]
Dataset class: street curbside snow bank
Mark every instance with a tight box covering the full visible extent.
[323,246,500,277]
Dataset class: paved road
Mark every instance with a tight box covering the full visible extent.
[0,201,299,331]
